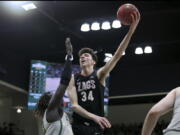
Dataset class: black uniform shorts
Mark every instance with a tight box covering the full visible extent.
[72,124,104,135]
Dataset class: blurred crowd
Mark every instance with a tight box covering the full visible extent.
[0,122,24,135]
[104,120,169,135]
[0,120,169,135]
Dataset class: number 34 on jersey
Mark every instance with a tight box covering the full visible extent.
[77,80,96,102]
[81,91,94,102]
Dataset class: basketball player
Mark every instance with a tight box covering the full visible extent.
[67,11,141,135]
[34,38,74,135]
[141,87,180,135]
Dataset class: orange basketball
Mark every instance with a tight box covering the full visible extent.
[117,3,139,25]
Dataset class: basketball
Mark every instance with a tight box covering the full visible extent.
[117,3,139,25]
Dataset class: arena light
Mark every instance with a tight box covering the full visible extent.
[17,108,22,113]
[144,46,152,54]
[104,53,113,63]
[21,2,37,11]
[105,53,113,58]
[80,23,90,32]
[101,21,111,30]
[4,1,37,14]
[104,57,111,63]
[135,47,143,55]
[91,22,100,31]
[4,1,28,12]
[7,1,26,6]
[122,51,125,55]
[112,20,121,28]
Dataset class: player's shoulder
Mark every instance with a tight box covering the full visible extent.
[166,87,180,97]
[173,87,180,95]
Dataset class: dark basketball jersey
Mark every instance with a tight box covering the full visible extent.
[72,70,105,126]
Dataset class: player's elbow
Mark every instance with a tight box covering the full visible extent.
[148,108,161,118]
[71,104,79,111]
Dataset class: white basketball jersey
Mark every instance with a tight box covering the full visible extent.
[43,110,73,135]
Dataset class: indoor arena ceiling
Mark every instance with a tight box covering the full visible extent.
[0,1,180,101]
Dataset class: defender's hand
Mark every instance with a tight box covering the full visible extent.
[65,37,73,55]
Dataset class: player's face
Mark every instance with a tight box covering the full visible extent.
[79,53,96,68]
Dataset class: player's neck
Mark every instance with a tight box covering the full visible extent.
[81,66,94,76]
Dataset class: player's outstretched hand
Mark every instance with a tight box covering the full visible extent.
[65,37,73,56]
